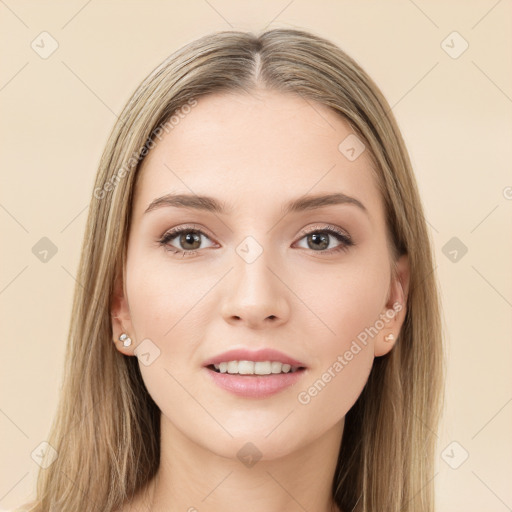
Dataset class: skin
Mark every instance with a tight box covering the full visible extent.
[111,88,410,512]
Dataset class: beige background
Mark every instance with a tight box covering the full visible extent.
[1,1,511,510]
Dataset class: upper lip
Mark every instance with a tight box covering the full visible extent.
[203,348,306,368]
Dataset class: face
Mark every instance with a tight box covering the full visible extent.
[112,89,409,460]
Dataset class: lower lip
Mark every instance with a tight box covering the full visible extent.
[204,367,306,398]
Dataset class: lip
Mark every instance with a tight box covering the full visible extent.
[204,366,307,399]
[202,348,307,399]
[202,348,306,368]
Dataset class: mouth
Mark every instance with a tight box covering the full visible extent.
[206,361,306,375]
[204,358,307,398]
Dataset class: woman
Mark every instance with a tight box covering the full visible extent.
[20,28,444,512]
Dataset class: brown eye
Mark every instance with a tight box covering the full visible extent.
[295,226,354,254]
[306,232,329,250]
[159,226,216,257]
[177,231,202,250]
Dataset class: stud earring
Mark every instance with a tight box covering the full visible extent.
[384,334,395,343]
[119,333,132,347]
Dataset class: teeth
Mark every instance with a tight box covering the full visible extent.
[238,360,254,374]
[255,362,272,375]
[271,361,282,373]
[212,360,300,375]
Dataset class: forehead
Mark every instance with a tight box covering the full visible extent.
[133,90,383,223]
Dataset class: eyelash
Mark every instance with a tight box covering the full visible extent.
[157,223,354,258]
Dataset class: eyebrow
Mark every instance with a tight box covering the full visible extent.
[144,192,368,216]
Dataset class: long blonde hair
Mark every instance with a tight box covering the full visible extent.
[22,28,444,512]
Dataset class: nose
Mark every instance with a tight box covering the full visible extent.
[221,248,290,329]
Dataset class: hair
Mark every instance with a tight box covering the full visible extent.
[20,27,444,512]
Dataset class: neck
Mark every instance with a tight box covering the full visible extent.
[138,414,344,512]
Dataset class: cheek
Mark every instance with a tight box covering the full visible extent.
[124,255,210,438]
[293,258,387,396]
[293,269,384,421]
[293,253,389,351]
[124,252,214,402]
[335,269,388,342]
[125,250,214,341]
[296,344,374,425]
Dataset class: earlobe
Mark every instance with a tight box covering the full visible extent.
[110,270,135,355]
[374,309,400,357]
[384,333,395,343]
[375,254,410,357]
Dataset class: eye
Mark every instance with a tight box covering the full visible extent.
[158,225,216,257]
[294,224,354,254]
[157,223,354,258]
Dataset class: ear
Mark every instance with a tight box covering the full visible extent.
[374,253,410,357]
[111,266,136,356]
